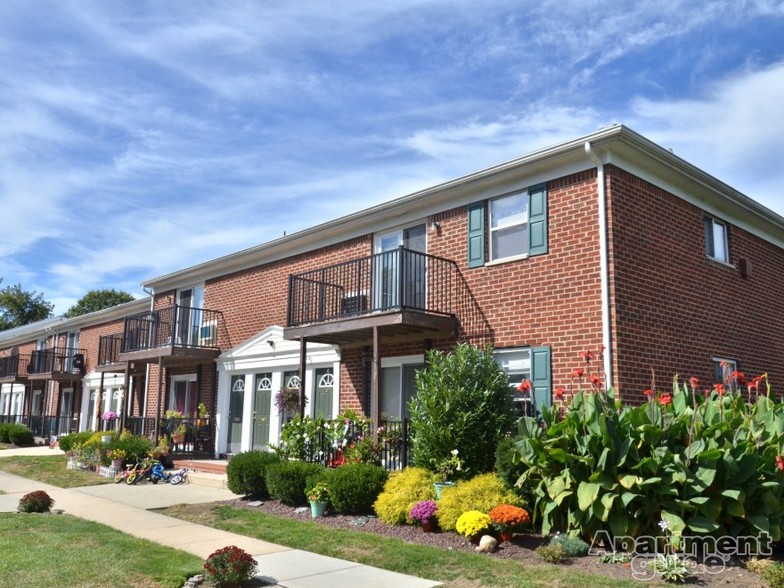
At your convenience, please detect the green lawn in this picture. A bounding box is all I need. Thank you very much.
[0,513,203,588]
[0,455,112,488]
[165,503,643,588]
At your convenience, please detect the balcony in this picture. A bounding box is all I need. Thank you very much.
[0,353,30,383]
[284,246,459,346]
[119,305,222,365]
[27,347,86,381]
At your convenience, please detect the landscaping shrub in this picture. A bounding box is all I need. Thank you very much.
[436,473,523,532]
[110,433,153,462]
[57,431,93,453]
[761,562,784,588]
[0,423,11,443]
[495,436,531,502]
[265,460,325,505]
[373,467,436,525]
[226,451,281,497]
[536,543,566,563]
[411,343,515,479]
[18,490,54,513]
[322,462,388,515]
[513,361,784,544]
[548,534,590,557]
[7,424,34,446]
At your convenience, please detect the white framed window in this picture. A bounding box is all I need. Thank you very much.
[379,355,424,420]
[494,348,532,415]
[704,217,729,263]
[713,357,737,386]
[170,374,198,417]
[490,191,528,261]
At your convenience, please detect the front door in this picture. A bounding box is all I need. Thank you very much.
[227,375,245,453]
[59,389,73,435]
[314,368,334,418]
[252,373,272,450]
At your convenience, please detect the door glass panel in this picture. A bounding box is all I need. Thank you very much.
[380,367,401,419]
[403,225,427,309]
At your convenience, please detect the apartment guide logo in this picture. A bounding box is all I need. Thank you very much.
[589,523,773,581]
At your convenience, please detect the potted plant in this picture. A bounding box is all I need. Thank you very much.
[489,504,530,542]
[106,448,127,470]
[408,500,439,532]
[275,386,307,421]
[164,409,185,443]
[306,481,330,518]
[196,402,209,427]
[101,411,117,441]
[431,449,463,498]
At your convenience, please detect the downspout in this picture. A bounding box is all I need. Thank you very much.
[585,142,613,390]
[142,286,154,420]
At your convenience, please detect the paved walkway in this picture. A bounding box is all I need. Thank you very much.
[0,446,440,588]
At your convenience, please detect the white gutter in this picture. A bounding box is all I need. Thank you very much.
[585,142,613,389]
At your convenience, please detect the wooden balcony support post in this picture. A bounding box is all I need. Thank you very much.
[299,337,307,420]
[372,325,380,442]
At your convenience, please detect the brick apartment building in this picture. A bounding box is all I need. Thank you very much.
[1,124,782,458]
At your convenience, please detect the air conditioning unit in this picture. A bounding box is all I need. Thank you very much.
[341,293,368,315]
[72,353,85,372]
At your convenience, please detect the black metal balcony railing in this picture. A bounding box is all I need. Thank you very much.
[0,354,30,379]
[287,246,457,327]
[121,305,221,354]
[27,347,86,376]
[98,334,123,366]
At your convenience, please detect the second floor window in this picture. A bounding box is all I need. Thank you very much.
[490,192,528,261]
[704,216,729,263]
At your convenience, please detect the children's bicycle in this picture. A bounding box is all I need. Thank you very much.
[114,460,141,484]
[169,468,188,485]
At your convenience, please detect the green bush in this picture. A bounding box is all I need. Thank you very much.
[266,461,325,505]
[111,434,153,463]
[761,562,784,588]
[513,367,784,543]
[495,436,532,503]
[322,463,388,515]
[536,543,566,563]
[549,534,590,556]
[373,467,436,525]
[0,423,11,443]
[7,424,34,446]
[18,490,54,513]
[436,473,523,532]
[411,343,515,479]
[226,451,282,497]
[57,431,94,453]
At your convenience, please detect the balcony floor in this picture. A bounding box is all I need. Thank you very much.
[283,309,458,346]
[118,345,221,366]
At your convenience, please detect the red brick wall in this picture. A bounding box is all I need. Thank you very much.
[606,166,784,402]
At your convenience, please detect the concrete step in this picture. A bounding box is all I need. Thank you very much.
[186,470,228,489]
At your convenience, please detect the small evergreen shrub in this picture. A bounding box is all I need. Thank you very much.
[57,431,93,453]
[18,490,54,513]
[266,461,325,505]
[7,424,34,446]
[111,434,153,462]
[373,467,436,525]
[0,423,11,443]
[761,562,784,588]
[322,463,388,514]
[226,451,282,497]
[436,473,523,532]
[549,534,590,556]
[536,543,566,563]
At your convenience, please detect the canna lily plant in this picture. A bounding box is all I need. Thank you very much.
[513,354,784,547]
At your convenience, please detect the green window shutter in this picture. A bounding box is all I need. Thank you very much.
[531,346,551,410]
[528,184,548,256]
[467,201,485,268]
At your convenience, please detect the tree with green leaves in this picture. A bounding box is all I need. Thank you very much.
[0,279,54,331]
[64,289,136,318]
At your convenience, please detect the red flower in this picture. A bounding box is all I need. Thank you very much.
[688,377,699,389]
[589,374,601,388]
[752,375,764,390]
[581,350,594,363]
[776,455,784,472]
[643,389,654,399]
[731,370,747,387]
[554,387,565,399]
[570,368,585,379]
[517,380,531,393]
[714,383,726,396]
[658,393,672,407]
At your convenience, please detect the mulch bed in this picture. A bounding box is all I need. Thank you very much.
[221,497,768,586]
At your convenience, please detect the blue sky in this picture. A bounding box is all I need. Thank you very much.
[1,1,783,314]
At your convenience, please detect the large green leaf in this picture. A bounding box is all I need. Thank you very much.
[687,515,720,533]
[661,511,686,535]
[618,474,639,489]
[577,481,601,512]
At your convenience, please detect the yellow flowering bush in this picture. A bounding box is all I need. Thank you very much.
[455,510,492,539]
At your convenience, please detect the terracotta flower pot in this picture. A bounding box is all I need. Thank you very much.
[421,519,435,533]
[499,531,514,543]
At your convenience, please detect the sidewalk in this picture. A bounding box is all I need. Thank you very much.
[0,446,440,588]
